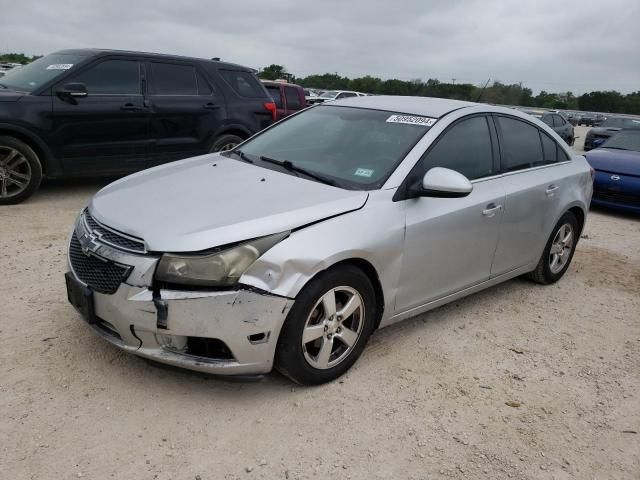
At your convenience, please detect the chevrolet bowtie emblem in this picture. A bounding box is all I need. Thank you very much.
[80,231,101,255]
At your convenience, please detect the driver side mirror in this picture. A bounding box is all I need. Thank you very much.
[56,82,88,99]
[411,167,473,198]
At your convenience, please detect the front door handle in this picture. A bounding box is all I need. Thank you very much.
[202,103,221,110]
[482,203,503,217]
[120,103,144,111]
[546,184,559,196]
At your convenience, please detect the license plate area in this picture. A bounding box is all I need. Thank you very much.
[65,272,97,324]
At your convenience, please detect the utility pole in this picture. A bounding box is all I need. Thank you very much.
[452,78,456,85]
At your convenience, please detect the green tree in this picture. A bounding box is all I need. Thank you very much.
[258,64,288,80]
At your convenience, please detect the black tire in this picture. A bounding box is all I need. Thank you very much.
[276,265,378,385]
[527,212,579,285]
[0,136,42,205]
[209,134,244,153]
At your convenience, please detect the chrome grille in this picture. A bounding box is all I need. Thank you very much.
[69,234,132,294]
[83,210,146,253]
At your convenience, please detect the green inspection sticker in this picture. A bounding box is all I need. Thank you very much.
[354,168,374,177]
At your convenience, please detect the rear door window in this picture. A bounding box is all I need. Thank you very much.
[497,116,544,171]
[71,59,140,95]
[149,63,198,95]
[220,70,266,98]
[540,131,558,163]
[284,86,302,110]
[419,116,494,180]
[265,85,283,108]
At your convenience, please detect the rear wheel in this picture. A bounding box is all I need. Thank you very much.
[276,265,377,385]
[527,212,579,284]
[0,136,42,205]
[209,134,244,153]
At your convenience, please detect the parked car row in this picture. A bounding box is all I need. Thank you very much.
[521,109,575,146]
[0,49,277,204]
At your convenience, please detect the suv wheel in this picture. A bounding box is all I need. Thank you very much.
[209,134,244,153]
[0,136,42,205]
[276,265,377,385]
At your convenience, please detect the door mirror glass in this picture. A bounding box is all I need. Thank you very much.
[419,167,473,198]
[57,82,88,97]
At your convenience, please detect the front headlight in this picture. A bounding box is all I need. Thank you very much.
[155,232,289,287]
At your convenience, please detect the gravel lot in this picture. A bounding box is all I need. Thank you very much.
[1,126,639,479]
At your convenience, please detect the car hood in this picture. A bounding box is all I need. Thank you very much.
[89,155,369,252]
[0,89,26,102]
[585,148,640,177]
[588,127,621,137]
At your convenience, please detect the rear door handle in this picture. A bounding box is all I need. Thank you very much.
[202,103,221,110]
[482,203,503,217]
[120,103,144,111]
[546,184,559,196]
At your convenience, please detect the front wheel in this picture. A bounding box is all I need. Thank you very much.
[276,265,377,385]
[0,136,43,205]
[527,212,579,284]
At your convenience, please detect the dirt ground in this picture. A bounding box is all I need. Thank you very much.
[1,126,639,479]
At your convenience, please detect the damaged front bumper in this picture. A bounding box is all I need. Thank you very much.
[66,220,293,376]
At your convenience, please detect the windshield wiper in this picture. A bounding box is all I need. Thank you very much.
[259,155,338,187]
[0,83,7,89]
[602,146,629,151]
[229,149,253,163]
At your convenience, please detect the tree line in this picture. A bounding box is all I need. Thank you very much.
[258,64,640,115]
[0,53,42,64]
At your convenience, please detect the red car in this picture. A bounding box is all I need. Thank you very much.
[262,81,306,121]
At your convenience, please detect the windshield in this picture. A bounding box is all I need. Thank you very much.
[602,131,640,152]
[236,105,433,189]
[320,90,339,99]
[0,53,89,92]
[601,117,640,128]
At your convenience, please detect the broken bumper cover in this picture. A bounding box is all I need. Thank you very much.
[66,266,293,376]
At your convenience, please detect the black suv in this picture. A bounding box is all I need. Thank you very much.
[0,49,276,204]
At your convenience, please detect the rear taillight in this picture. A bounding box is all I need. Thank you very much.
[263,102,276,121]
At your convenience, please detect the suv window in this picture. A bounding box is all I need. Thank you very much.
[553,115,565,127]
[196,70,212,95]
[541,114,554,127]
[220,70,266,98]
[419,116,494,180]
[149,63,197,95]
[71,59,140,95]
[284,86,302,109]
[497,116,544,171]
[265,85,283,108]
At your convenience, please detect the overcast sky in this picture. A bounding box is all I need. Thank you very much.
[1,0,638,94]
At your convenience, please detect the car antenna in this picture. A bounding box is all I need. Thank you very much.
[475,78,490,103]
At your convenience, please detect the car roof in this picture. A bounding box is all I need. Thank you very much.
[52,48,254,71]
[329,95,478,118]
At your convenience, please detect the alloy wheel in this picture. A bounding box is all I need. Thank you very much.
[549,223,574,274]
[0,146,32,199]
[301,286,365,370]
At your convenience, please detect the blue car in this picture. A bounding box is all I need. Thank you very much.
[584,129,640,214]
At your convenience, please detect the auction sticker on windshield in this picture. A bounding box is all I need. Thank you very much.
[386,114,437,127]
[46,64,74,70]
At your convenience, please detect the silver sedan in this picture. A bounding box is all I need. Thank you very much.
[65,96,593,384]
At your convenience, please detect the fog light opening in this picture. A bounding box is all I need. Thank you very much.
[248,332,270,345]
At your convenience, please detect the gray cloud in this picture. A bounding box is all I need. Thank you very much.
[1,0,638,94]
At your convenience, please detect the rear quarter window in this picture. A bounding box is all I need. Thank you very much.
[284,86,302,110]
[265,85,283,108]
[219,69,267,98]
